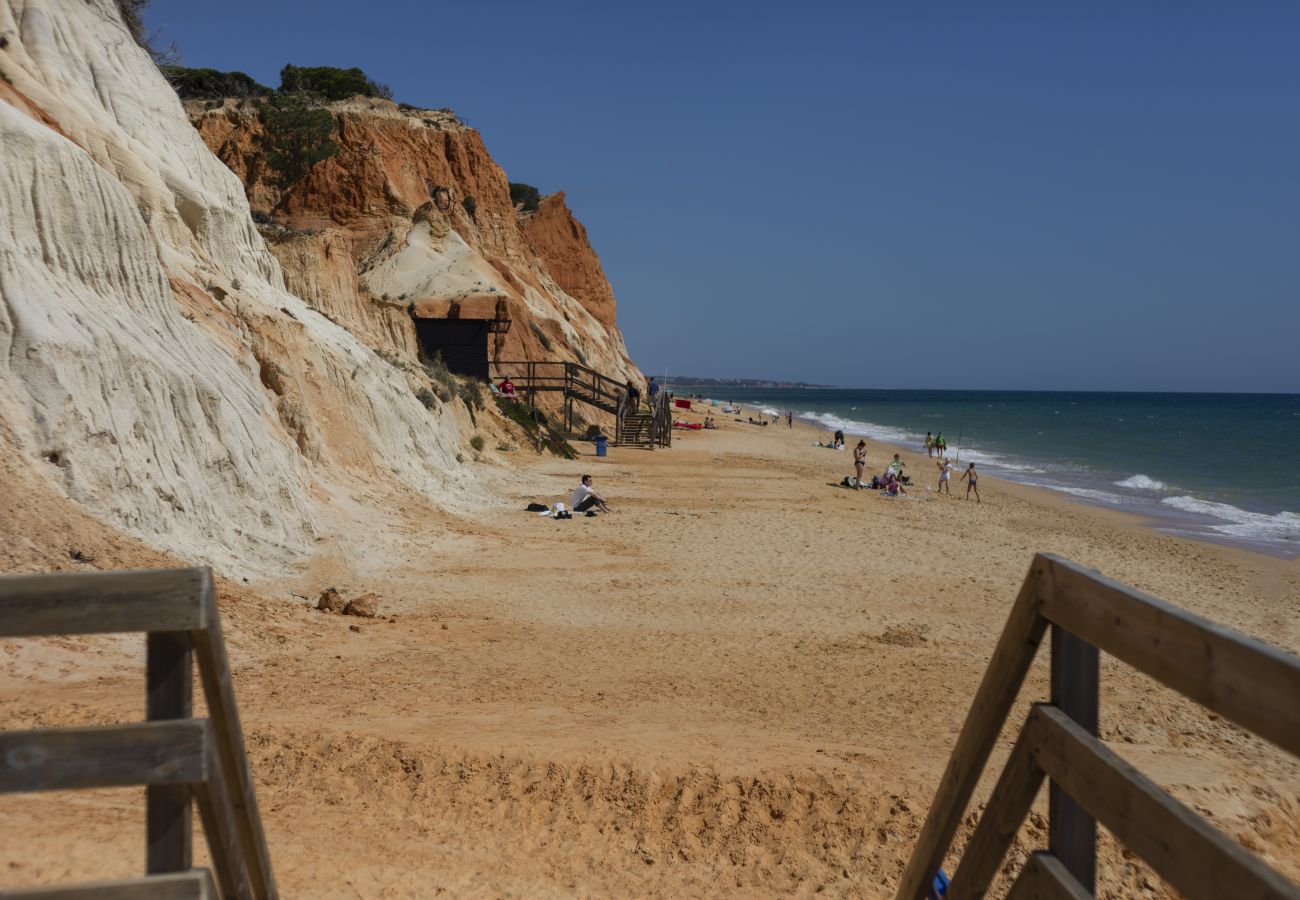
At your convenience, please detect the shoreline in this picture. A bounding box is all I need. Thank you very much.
[683,397,1299,572]
[699,395,1299,561]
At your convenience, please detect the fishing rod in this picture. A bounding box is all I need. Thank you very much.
[955,392,969,465]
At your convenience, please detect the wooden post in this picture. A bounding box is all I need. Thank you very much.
[1049,625,1098,893]
[146,632,193,874]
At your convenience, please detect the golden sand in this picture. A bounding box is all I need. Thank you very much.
[2,407,1297,897]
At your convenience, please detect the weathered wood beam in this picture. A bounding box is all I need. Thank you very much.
[0,720,209,793]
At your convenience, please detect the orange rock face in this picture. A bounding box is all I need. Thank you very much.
[186,97,638,385]
[520,192,618,329]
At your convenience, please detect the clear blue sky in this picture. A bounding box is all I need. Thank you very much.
[145,1,1299,392]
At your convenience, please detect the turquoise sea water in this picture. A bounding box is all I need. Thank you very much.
[689,388,1300,557]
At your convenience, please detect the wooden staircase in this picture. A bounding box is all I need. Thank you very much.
[896,553,1300,899]
[0,568,277,899]
[490,360,671,449]
[617,410,655,447]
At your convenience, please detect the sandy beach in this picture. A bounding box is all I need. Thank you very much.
[2,406,1298,898]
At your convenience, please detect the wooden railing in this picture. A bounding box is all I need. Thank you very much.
[0,569,277,899]
[897,553,1300,900]
[651,391,672,448]
[489,359,627,429]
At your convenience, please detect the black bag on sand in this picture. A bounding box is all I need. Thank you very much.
[526,503,548,512]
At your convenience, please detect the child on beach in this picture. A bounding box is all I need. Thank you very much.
[853,440,867,489]
[961,463,980,503]
[937,457,953,494]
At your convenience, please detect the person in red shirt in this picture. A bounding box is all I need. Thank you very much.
[499,376,516,397]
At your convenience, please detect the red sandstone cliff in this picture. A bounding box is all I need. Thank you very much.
[187,97,636,381]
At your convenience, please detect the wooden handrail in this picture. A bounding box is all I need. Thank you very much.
[897,553,1300,900]
[0,569,277,900]
[0,869,220,899]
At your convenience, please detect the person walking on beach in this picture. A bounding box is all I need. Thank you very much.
[935,432,947,457]
[961,462,980,503]
[786,410,793,429]
[937,457,953,494]
[647,377,660,407]
[625,380,641,410]
[571,474,611,513]
[853,440,867,489]
[925,431,934,457]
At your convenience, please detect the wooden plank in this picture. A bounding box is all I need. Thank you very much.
[0,720,209,793]
[0,568,209,637]
[193,753,254,900]
[0,869,217,899]
[1005,852,1091,900]
[148,632,194,875]
[1041,554,1300,757]
[1047,625,1098,892]
[946,710,1046,900]
[1031,704,1300,900]
[895,555,1051,900]
[191,591,278,900]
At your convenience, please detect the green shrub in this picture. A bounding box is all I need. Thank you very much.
[415,387,436,409]
[422,352,456,403]
[494,398,578,459]
[256,92,339,188]
[469,434,486,452]
[279,64,392,102]
[455,378,485,412]
[509,182,541,213]
[163,66,270,99]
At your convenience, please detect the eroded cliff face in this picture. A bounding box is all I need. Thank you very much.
[187,97,637,380]
[0,0,496,574]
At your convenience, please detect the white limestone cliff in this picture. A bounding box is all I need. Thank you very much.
[0,0,483,574]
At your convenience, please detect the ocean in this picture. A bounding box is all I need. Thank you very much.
[685,388,1300,558]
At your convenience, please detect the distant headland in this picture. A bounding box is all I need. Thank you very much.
[666,376,836,390]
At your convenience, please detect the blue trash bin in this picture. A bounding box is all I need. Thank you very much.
[595,435,608,457]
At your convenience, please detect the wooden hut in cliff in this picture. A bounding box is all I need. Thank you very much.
[409,295,511,381]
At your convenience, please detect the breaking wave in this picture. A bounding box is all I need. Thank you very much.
[1161,496,1300,544]
[1115,474,1168,491]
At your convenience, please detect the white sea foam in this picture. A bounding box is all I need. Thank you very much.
[1115,474,1168,491]
[1019,482,1129,505]
[1161,496,1300,543]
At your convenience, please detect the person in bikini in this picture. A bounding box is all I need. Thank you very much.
[853,440,867,489]
[937,457,953,494]
[960,462,980,503]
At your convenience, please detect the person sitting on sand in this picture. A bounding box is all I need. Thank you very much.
[853,440,867,490]
[882,470,906,495]
[571,474,611,514]
[961,462,980,503]
[925,431,934,457]
[937,457,953,494]
[704,415,717,429]
[834,429,845,449]
[498,375,516,398]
